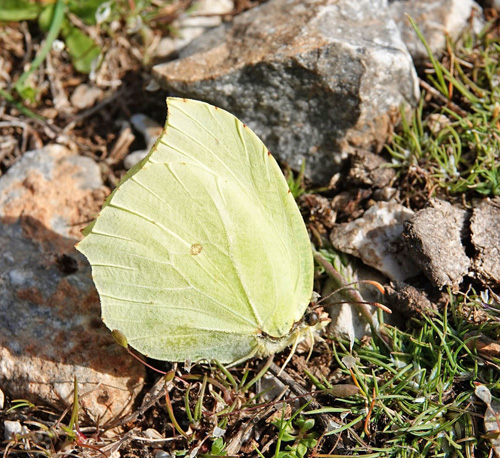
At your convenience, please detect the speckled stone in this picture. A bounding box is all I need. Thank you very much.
[0,145,145,423]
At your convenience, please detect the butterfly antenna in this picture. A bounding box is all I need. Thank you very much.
[316,280,385,307]
[111,329,170,375]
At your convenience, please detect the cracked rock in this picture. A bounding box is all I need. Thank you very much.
[403,199,470,289]
[470,198,500,286]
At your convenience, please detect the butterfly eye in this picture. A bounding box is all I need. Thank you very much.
[305,311,319,326]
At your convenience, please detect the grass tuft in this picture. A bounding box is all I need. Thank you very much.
[387,18,500,199]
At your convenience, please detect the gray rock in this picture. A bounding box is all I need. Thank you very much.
[331,201,419,281]
[153,0,419,184]
[390,0,476,63]
[155,451,174,458]
[403,199,470,289]
[470,198,500,286]
[0,145,145,423]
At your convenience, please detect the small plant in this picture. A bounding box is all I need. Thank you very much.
[273,413,318,458]
[5,399,35,413]
[0,0,101,86]
[299,284,500,457]
[2,378,108,456]
[286,159,307,199]
[204,437,228,457]
[0,0,176,104]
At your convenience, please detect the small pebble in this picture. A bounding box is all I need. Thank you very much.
[212,426,226,438]
[155,451,172,458]
[4,420,28,441]
[130,113,163,149]
[70,84,103,110]
[124,150,148,170]
[124,114,164,169]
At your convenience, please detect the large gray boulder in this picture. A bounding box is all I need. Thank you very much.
[154,0,419,184]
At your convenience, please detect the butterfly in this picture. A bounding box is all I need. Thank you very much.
[76,98,322,364]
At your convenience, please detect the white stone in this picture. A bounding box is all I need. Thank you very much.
[331,201,420,281]
[4,420,28,441]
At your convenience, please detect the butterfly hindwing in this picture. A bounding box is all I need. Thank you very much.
[76,98,313,363]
